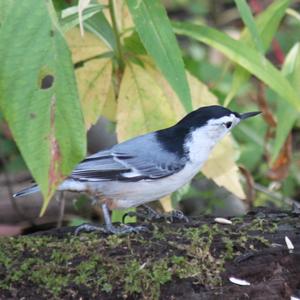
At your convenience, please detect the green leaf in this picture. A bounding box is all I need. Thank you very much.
[234,0,264,54]
[0,0,14,26]
[272,43,300,162]
[52,0,71,12]
[60,3,103,32]
[85,11,117,51]
[173,22,300,111]
[123,31,147,55]
[0,0,86,214]
[249,0,291,50]
[282,43,300,77]
[127,0,192,112]
[225,0,291,105]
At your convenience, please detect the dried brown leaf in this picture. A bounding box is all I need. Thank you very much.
[267,134,292,181]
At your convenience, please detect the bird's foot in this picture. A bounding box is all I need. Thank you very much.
[109,224,149,235]
[75,223,149,235]
[74,223,105,235]
[123,206,189,223]
[123,205,163,223]
[165,209,189,223]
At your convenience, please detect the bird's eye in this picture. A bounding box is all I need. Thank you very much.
[225,122,232,129]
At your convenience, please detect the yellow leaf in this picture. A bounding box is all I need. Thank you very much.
[66,28,108,62]
[102,82,117,122]
[66,29,112,129]
[160,196,173,212]
[116,62,176,141]
[188,73,218,107]
[77,59,112,129]
[119,2,134,35]
[142,56,185,120]
[202,137,245,198]
[97,0,133,35]
[143,56,219,114]
[141,57,245,199]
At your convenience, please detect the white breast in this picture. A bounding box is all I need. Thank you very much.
[94,159,204,209]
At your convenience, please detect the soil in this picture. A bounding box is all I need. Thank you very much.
[0,207,300,300]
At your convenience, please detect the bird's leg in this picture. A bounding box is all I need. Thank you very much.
[74,196,104,234]
[56,192,65,228]
[103,204,149,234]
[75,201,148,235]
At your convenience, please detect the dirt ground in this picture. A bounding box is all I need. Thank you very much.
[0,207,299,299]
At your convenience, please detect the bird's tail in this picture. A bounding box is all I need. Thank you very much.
[13,184,40,198]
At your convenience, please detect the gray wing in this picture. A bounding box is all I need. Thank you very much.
[70,133,186,182]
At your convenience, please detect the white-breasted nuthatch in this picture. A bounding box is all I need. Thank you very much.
[14,105,260,234]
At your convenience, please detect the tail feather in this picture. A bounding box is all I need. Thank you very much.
[13,184,40,198]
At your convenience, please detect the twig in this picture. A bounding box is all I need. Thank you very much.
[0,156,34,224]
[253,182,300,208]
[56,192,65,228]
[109,0,124,70]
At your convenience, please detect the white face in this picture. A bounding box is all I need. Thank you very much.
[204,113,240,141]
[185,113,241,163]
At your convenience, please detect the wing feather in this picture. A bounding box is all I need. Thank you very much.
[70,133,187,182]
[71,151,184,182]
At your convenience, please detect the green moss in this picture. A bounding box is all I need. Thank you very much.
[180,225,225,286]
[221,236,234,260]
[105,234,126,248]
[0,212,292,299]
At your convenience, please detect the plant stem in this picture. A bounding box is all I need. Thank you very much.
[109,0,124,71]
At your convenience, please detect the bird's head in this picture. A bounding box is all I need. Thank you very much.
[198,106,259,140]
[176,105,261,159]
[179,105,260,136]
[156,105,261,160]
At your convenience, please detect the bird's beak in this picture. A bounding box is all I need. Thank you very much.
[239,111,261,120]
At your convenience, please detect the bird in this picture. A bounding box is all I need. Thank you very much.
[14,105,260,234]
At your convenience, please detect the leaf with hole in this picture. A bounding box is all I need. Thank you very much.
[0,1,86,214]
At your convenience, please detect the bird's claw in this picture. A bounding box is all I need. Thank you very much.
[123,206,162,223]
[123,207,189,224]
[74,223,105,235]
[75,223,149,235]
[165,210,189,223]
[115,224,149,234]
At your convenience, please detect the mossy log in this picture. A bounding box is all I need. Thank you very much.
[0,207,300,299]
